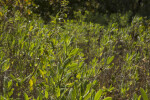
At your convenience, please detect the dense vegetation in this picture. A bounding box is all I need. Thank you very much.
[0,0,150,100]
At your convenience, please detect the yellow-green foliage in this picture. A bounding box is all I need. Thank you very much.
[0,2,150,99]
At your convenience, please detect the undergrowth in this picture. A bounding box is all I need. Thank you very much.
[0,2,150,100]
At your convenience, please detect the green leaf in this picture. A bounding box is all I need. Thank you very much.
[84,93,91,100]
[66,82,74,87]
[8,80,12,88]
[61,88,69,97]
[140,88,148,100]
[69,88,77,100]
[29,79,33,91]
[0,95,4,100]
[29,26,33,31]
[62,58,71,68]
[138,95,141,100]
[107,56,114,64]
[24,93,29,100]
[45,91,48,99]
[56,87,60,97]
[69,48,79,57]
[92,80,97,85]
[108,86,114,92]
[126,53,129,61]
[94,89,102,100]
[37,94,43,100]
[103,97,112,100]
[2,64,10,72]
[133,93,138,100]
[76,73,81,79]
[8,88,14,97]
[84,83,92,96]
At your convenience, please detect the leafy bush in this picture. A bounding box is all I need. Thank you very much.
[0,8,113,100]
[0,2,150,99]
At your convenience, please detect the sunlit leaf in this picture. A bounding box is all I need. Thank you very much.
[0,12,3,16]
[56,87,60,97]
[103,97,112,100]
[45,91,48,99]
[138,95,141,100]
[107,56,114,65]
[94,89,102,100]
[8,80,12,88]
[29,79,33,91]
[100,52,103,57]
[29,26,33,31]
[37,94,43,100]
[84,92,91,100]
[69,48,79,57]
[66,82,74,87]
[39,69,45,78]
[140,88,148,100]
[84,83,92,98]
[2,65,9,72]
[76,73,81,79]
[24,93,29,100]
[133,93,138,100]
[62,58,71,68]
[8,88,14,97]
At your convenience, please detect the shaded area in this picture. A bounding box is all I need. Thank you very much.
[31,0,150,24]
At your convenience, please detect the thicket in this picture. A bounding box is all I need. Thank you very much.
[0,0,150,100]
[31,0,150,23]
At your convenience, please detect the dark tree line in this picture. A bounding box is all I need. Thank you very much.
[31,0,150,22]
[1,0,149,22]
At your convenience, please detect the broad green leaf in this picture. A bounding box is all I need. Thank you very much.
[61,88,69,97]
[69,48,79,57]
[2,65,10,72]
[69,88,76,100]
[8,88,14,97]
[79,96,83,100]
[10,74,16,80]
[103,97,112,100]
[62,58,71,68]
[94,89,102,100]
[76,73,81,79]
[29,26,33,31]
[92,80,97,85]
[56,87,60,97]
[84,93,91,100]
[0,12,3,16]
[8,80,12,88]
[37,94,43,100]
[24,93,29,100]
[66,82,74,87]
[107,56,114,64]
[29,79,33,87]
[29,79,33,91]
[100,52,103,57]
[133,93,138,100]
[138,95,141,100]
[45,91,48,99]
[0,95,4,100]
[79,62,84,68]
[140,88,148,100]
[39,69,45,78]
[108,86,114,92]
[84,83,92,96]
[73,86,77,100]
